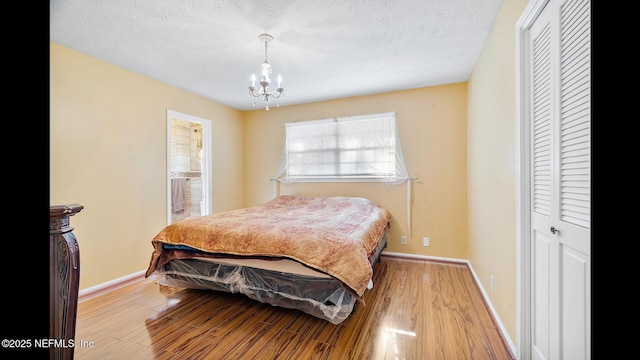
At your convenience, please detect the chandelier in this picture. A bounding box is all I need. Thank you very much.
[248,33,284,110]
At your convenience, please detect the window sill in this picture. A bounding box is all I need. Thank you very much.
[277,176,405,183]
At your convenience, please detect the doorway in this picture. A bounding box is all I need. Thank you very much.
[166,110,212,224]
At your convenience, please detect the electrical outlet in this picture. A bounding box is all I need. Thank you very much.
[423,237,429,246]
[490,275,495,291]
[401,235,407,245]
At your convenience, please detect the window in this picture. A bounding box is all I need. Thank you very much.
[276,112,409,183]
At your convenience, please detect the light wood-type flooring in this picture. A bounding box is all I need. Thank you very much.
[75,256,514,359]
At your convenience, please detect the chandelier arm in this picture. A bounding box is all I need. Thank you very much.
[248,87,264,98]
[270,90,284,99]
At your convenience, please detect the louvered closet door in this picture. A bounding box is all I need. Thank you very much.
[529,0,590,359]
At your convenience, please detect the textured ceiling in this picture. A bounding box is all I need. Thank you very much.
[50,0,503,111]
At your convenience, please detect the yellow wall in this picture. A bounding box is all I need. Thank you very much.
[467,0,529,343]
[242,85,468,258]
[50,42,244,291]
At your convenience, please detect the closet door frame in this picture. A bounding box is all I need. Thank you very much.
[515,0,550,359]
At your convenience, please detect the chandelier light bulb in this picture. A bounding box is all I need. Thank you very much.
[261,62,271,83]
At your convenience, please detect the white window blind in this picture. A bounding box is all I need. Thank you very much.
[276,112,409,183]
[272,112,415,236]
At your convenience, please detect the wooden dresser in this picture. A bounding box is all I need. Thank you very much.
[49,203,83,360]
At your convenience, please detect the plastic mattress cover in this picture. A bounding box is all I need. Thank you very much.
[155,258,357,324]
[153,233,387,324]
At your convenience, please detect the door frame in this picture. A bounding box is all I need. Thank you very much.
[166,109,212,225]
[515,0,548,359]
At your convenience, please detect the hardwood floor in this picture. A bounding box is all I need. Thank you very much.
[75,256,514,359]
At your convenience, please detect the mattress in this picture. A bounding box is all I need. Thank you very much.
[153,232,387,324]
[146,195,391,324]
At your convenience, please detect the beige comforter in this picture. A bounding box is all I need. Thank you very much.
[146,195,391,297]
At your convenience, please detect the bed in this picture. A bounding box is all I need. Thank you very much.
[145,194,391,324]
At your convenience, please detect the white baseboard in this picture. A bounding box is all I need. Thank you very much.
[466,262,516,355]
[78,270,147,302]
[381,251,469,265]
[380,251,516,356]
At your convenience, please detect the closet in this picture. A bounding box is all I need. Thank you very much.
[518,0,590,359]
